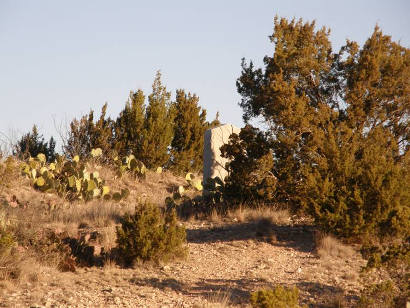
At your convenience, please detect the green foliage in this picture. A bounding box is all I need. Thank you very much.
[357,280,407,308]
[20,152,125,202]
[233,16,409,241]
[64,103,114,160]
[250,286,305,308]
[221,125,277,204]
[360,241,409,305]
[0,227,15,256]
[139,71,175,168]
[116,203,187,266]
[114,90,146,157]
[203,176,225,205]
[170,89,207,173]
[15,125,56,162]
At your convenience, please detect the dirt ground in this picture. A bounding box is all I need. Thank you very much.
[0,218,369,308]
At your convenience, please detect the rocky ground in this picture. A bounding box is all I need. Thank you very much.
[1,218,368,308]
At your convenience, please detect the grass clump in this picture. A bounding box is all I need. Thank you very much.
[0,157,18,193]
[116,202,187,266]
[250,286,306,308]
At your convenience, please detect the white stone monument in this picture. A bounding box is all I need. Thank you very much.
[203,124,241,185]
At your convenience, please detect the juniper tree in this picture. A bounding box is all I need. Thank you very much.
[140,71,175,168]
[170,89,207,173]
[115,90,146,157]
[230,17,409,240]
[64,103,114,159]
[15,125,56,162]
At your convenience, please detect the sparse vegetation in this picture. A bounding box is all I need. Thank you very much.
[314,233,355,260]
[0,13,407,308]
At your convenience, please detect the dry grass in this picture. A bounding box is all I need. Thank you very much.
[103,167,188,206]
[99,225,117,250]
[325,291,347,308]
[48,200,129,227]
[194,290,232,308]
[0,249,44,287]
[227,205,291,225]
[209,208,222,223]
[315,233,355,259]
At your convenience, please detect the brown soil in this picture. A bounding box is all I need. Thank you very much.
[0,166,373,307]
[0,218,367,308]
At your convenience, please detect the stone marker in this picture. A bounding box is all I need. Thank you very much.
[203,124,240,185]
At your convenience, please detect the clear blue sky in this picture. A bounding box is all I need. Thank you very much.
[1,0,409,149]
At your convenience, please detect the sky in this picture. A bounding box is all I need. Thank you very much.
[0,0,409,150]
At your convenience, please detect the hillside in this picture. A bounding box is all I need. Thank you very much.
[0,159,394,308]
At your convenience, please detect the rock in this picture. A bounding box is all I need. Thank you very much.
[203,124,240,185]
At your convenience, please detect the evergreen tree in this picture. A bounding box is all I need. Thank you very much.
[15,125,56,162]
[91,103,115,155]
[170,89,207,173]
[64,103,114,159]
[229,17,409,241]
[115,90,146,157]
[140,71,175,168]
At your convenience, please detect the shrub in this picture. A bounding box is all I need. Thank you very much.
[360,241,409,306]
[357,280,407,308]
[250,286,306,308]
[0,227,15,256]
[116,203,187,266]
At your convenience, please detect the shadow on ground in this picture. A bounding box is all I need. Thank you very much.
[129,276,357,307]
[186,222,316,253]
[297,281,360,307]
[129,277,267,305]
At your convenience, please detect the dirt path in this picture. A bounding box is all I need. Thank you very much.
[1,220,366,307]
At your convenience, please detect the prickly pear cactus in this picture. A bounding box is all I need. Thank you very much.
[117,155,147,179]
[21,152,126,202]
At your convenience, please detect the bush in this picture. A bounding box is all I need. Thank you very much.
[0,227,15,256]
[250,286,305,308]
[116,203,187,266]
[357,280,407,308]
[360,241,409,306]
